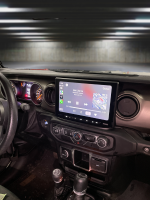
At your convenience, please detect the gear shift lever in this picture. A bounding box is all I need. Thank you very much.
[52,169,64,198]
[73,173,88,197]
[67,173,88,200]
[52,168,64,188]
[67,173,95,200]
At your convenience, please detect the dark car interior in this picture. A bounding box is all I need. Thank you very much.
[1,1,150,200]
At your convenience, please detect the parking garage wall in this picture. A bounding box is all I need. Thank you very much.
[0,40,150,63]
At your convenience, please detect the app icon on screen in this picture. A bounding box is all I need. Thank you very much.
[60,99,63,104]
[60,95,63,99]
[60,90,63,94]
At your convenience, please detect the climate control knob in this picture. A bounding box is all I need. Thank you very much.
[72,132,82,141]
[97,137,109,148]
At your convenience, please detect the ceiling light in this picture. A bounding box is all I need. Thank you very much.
[0,7,41,12]
[103,36,133,39]
[0,20,34,23]
[101,36,131,39]
[114,27,150,30]
[113,19,150,23]
[0,27,45,30]
[25,40,53,42]
[133,19,150,23]
[0,7,9,12]
[7,32,51,35]
[18,36,51,39]
[115,32,139,35]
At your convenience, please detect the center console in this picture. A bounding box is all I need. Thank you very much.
[37,77,137,194]
[53,124,112,174]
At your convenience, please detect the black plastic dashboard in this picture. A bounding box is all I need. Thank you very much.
[0,68,150,132]
[1,68,150,190]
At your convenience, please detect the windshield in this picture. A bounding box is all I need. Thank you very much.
[0,2,150,75]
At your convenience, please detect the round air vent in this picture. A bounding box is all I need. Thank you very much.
[116,91,140,120]
[44,84,55,106]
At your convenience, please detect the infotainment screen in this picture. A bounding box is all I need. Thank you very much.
[55,78,119,128]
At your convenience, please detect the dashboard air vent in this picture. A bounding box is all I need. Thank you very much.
[44,84,55,106]
[116,91,140,120]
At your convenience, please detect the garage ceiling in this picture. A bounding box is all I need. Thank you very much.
[1,1,150,41]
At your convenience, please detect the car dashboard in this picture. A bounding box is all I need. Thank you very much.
[1,70,150,132]
[1,68,150,190]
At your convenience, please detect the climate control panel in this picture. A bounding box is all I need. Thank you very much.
[52,124,114,151]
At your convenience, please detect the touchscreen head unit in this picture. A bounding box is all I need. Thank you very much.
[55,78,118,128]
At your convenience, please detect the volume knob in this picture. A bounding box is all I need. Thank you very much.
[97,137,108,148]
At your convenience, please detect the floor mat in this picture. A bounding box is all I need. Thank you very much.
[116,180,150,200]
[7,147,60,200]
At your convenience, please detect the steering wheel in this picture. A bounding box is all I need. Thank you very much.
[0,73,18,155]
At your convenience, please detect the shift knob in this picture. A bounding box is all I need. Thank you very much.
[52,169,63,186]
[73,173,88,196]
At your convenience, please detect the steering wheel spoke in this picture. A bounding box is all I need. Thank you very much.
[0,125,4,142]
[0,73,18,155]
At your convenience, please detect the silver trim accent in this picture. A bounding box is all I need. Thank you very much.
[54,177,63,184]
[73,188,87,196]
[116,91,141,120]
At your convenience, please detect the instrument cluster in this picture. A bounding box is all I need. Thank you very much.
[1,80,44,106]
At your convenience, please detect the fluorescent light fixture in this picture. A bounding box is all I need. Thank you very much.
[0,7,41,12]
[0,27,45,30]
[18,36,51,39]
[115,32,139,35]
[134,19,150,23]
[114,27,150,30]
[7,32,51,35]
[130,8,150,12]
[0,7,10,12]
[97,32,140,35]
[101,36,132,39]
[0,20,34,23]
[25,40,53,42]
[111,19,150,23]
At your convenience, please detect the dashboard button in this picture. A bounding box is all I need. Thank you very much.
[53,126,60,134]
[64,129,72,137]
[95,121,101,125]
[84,134,95,142]
[91,157,106,173]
